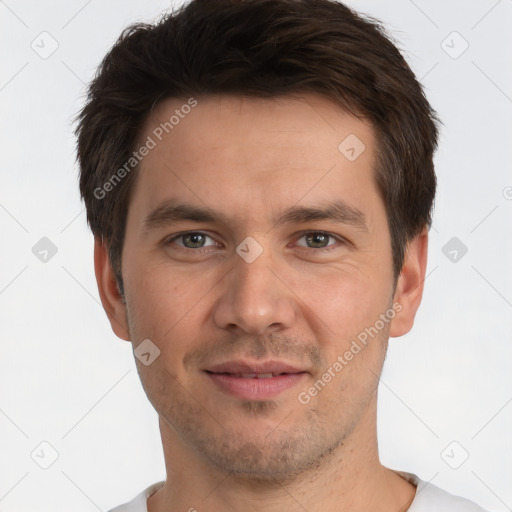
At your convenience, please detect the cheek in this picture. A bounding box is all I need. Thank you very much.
[123,258,191,341]
[295,265,389,340]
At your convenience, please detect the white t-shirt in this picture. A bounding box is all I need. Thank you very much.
[108,472,490,512]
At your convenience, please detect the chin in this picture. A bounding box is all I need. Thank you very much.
[188,423,344,484]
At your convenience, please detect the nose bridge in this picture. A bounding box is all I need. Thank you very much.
[213,237,295,334]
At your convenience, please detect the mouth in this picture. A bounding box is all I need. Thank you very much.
[204,361,308,400]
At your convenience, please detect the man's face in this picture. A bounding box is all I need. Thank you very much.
[114,93,403,479]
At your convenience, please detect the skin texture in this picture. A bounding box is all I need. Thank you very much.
[95,93,428,511]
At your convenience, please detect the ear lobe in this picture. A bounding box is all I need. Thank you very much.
[390,228,429,338]
[94,237,131,341]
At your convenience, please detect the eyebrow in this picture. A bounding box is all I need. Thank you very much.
[143,199,367,232]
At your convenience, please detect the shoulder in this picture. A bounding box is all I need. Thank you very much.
[107,481,165,512]
[398,472,491,512]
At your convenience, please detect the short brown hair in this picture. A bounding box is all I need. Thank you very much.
[76,0,439,295]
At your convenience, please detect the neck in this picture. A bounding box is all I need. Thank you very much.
[147,401,416,512]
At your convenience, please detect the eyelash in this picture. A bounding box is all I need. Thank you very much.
[164,230,346,254]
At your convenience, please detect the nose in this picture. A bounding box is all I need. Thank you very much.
[212,242,297,335]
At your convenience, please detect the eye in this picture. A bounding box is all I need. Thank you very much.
[166,231,218,249]
[164,230,345,253]
[295,231,342,250]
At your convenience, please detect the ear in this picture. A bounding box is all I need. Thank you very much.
[390,227,429,338]
[94,237,131,341]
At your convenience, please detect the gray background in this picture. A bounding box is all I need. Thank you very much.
[1,0,511,510]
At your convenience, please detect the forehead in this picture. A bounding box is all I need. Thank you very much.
[130,93,380,227]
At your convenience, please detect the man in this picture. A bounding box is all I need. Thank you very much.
[75,0,490,510]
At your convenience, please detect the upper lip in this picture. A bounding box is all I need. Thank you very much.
[205,360,306,375]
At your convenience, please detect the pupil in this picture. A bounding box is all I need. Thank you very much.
[186,233,204,248]
[307,233,328,248]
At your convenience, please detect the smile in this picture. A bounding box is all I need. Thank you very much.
[204,362,308,400]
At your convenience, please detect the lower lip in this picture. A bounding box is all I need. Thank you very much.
[206,372,306,400]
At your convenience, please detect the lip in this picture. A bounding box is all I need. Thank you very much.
[204,360,308,400]
[206,360,305,375]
